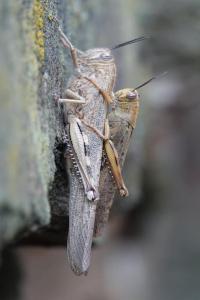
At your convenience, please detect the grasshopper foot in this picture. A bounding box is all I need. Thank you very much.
[119,187,129,197]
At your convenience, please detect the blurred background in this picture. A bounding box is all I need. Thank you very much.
[1,0,200,299]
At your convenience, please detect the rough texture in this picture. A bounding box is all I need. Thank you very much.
[0,0,100,248]
[0,0,52,247]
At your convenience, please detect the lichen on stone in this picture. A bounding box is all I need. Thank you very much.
[32,0,45,63]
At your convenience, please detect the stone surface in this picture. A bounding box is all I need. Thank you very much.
[0,0,99,247]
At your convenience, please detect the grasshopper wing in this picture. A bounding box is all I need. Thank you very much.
[67,174,96,275]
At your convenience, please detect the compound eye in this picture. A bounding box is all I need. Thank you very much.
[127,91,137,99]
[100,53,112,60]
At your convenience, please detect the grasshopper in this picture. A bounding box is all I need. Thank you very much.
[53,17,146,274]
[94,77,161,237]
[94,88,140,237]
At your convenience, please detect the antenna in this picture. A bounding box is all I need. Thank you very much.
[133,72,168,90]
[111,36,149,50]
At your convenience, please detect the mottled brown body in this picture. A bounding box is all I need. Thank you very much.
[94,89,139,237]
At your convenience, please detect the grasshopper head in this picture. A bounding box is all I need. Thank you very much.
[116,74,165,103]
[115,88,140,128]
[79,48,114,65]
[115,89,139,103]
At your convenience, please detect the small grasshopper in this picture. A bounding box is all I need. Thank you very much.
[94,88,140,236]
[53,17,146,274]
[94,77,161,237]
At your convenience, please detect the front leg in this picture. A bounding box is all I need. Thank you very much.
[58,89,86,105]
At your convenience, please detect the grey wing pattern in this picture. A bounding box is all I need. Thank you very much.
[67,173,96,275]
[66,102,106,274]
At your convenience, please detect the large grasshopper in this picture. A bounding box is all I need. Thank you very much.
[54,18,145,274]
